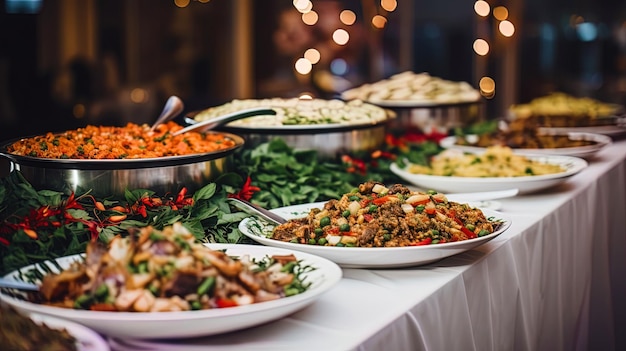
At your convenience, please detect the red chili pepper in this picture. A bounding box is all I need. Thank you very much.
[461,226,477,239]
[227,176,261,202]
[216,298,238,308]
[0,236,10,246]
[372,195,393,206]
[363,214,374,222]
[411,237,432,246]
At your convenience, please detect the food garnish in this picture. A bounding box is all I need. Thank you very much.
[31,223,313,311]
[270,181,501,247]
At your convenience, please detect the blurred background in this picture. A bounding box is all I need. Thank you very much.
[1,0,626,142]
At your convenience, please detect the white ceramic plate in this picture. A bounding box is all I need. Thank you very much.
[0,244,342,340]
[239,203,511,268]
[439,132,612,158]
[28,313,110,351]
[537,125,626,138]
[389,155,588,194]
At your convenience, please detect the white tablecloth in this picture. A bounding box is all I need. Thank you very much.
[110,139,626,351]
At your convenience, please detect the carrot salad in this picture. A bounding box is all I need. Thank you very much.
[7,122,237,159]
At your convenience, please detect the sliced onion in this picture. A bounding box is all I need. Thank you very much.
[405,194,430,205]
[348,201,361,215]
[371,184,388,194]
[401,203,415,214]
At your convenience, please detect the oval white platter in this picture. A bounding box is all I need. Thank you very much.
[0,244,342,340]
[389,154,588,194]
[439,132,612,159]
[239,202,511,269]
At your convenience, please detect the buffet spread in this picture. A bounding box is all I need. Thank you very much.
[1,72,625,351]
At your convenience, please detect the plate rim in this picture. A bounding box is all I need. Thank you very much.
[439,132,612,157]
[389,154,588,184]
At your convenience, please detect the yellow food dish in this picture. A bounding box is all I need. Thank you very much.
[408,146,565,177]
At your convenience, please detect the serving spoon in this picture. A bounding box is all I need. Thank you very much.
[173,107,276,136]
[150,95,185,131]
[227,198,287,225]
[0,277,39,292]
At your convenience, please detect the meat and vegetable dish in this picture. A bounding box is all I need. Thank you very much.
[7,121,237,159]
[271,181,501,247]
[0,306,77,351]
[31,223,313,311]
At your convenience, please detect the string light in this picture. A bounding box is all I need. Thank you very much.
[473,39,490,56]
[332,29,350,45]
[174,0,190,8]
[479,77,495,98]
[474,1,490,17]
[340,10,356,25]
[381,0,397,12]
[302,11,318,25]
[372,15,387,29]
[304,48,321,64]
[295,58,313,75]
[499,20,515,37]
[493,6,508,21]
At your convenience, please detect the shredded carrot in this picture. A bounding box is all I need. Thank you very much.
[8,122,237,159]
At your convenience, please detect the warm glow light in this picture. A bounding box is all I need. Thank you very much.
[294,0,313,13]
[371,15,387,29]
[130,88,148,103]
[493,6,508,21]
[499,20,515,37]
[474,1,490,17]
[340,10,356,25]
[198,0,210,3]
[73,104,85,118]
[473,39,489,56]
[479,76,495,98]
[299,93,314,99]
[174,0,190,8]
[381,0,397,12]
[304,48,321,64]
[332,29,350,45]
[302,11,318,25]
[295,58,313,75]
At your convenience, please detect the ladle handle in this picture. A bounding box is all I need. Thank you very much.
[173,107,276,136]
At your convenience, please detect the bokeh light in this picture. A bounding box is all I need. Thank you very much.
[293,0,313,14]
[340,10,356,25]
[493,6,508,21]
[332,29,350,45]
[372,15,387,29]
[381,0,397,12]
[330,58,348,75]
[130,88,148,103]
[302,10,318,25]
[473,39,489,56]
[474,1,490,17]
[295,58,313,75]
[479,76,495,98]
[499,20,515,37]
[174,0,190,8]
[304,48,321,64]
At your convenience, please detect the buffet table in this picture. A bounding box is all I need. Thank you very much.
[108,139,626,351]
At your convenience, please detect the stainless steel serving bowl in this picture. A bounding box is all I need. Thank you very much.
[0,131,244,197]
[380,101,485,134]
[213,121,389,159]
